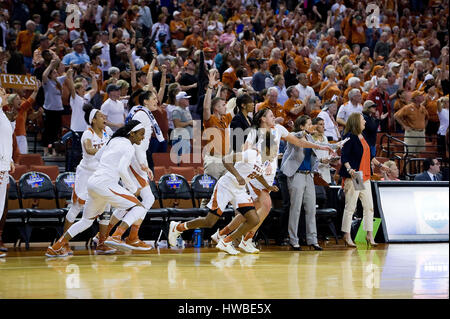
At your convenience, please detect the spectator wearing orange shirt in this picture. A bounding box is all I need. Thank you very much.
[183,24,203,50]
[294,47,310,74]
[283,86,304,130]
[257,87,286,126]
[307,60,322,94]
[319,66,342,102]
[16,20,37,72]
[351,14,366,46]
[6,87,41,154]
[202,75,233,207]
[221,58,240,90]
[268,47,286,72]
[170,11,187,48]
[423,80,440,137]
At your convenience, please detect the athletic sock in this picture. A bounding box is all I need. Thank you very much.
[53,236,68,250]
[176,222,187,232]
[244,231,255,241]
[111,224,128,238]
[223,236,232,243]
[219,226,231,236]
[128,224,140,241]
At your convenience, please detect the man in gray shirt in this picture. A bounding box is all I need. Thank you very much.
[171,91,193,156]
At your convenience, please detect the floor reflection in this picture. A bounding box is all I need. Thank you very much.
[0,244,447,299]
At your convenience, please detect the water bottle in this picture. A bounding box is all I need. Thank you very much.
[193,229,202,248]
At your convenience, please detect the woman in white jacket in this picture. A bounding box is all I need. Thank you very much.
[0,95,15,258]
[46,120,146,257]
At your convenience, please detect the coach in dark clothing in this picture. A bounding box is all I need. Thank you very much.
[414,158,443,181]
[362,100,382,158]
[230,94,254,152]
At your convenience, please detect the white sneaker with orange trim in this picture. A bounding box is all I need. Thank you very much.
[104,235,131,251]
[0,251,6,258]
[94,243,117,255]
[124,237,152,251]
[211,229,225,244]
[45,246,69,258]
[216,238,240,255]
[169,221,182,247]
[238,237,260,254]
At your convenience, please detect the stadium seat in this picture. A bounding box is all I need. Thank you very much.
[190,174,217,207]
[10,164,28,181]
[55,172,76,213]
[18,172,65,248]
[158,174,206,222]
[153,166,167,182]
[29,165,60,181]
[141,180,170,245]
[17,153,44,168]
[168,166,198,182]
[5,176,28,247]
[153,153,175,167]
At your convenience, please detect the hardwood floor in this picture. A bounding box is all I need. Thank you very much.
[0,242,448,299]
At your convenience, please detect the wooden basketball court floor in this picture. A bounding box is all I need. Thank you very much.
[0,242,448,299]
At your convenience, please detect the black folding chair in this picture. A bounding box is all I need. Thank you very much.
[55,172,76,214]
[141,180,169,245]
[158,173,208,221]
[5,176,28,247]
[19,172,65,248]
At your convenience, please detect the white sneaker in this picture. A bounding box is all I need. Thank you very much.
[168,221,182,247]
[92,232,100,245]
[211,228,225,244]
[216,238,240,255]
[238,237,260,254]
[0,252,6,258]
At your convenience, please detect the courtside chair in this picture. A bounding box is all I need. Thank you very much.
[142,180,170,245]
[55,172,76,214]
[190,174,217,207]
[18,172,65,248]
[5,176,28,247]
[158,173,206,223]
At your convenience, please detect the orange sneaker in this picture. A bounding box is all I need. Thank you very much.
[104,235,131,251]
[95,243,117,255]
[124,237,152,251]
[45,246,69,258]
[64,242,73,255]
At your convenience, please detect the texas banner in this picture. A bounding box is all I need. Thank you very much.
[0,74,39,90]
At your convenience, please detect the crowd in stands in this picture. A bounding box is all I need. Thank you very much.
[0,0,449,180]
[0,0,449,254]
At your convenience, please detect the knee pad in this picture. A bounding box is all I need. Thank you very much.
[122,206,146,227]
[67,217,94,238]
[65,202,83,223]
[139,186,155,210]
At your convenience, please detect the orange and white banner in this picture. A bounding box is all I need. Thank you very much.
[0,74,39,90]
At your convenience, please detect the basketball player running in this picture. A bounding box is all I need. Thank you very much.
[99,90,164,251]
[211,108,335,253]
[63,103,116,255]
[45,120,146,257]
[168,131,279,255]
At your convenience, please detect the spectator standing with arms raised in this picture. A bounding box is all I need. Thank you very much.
[42,58,66,157]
